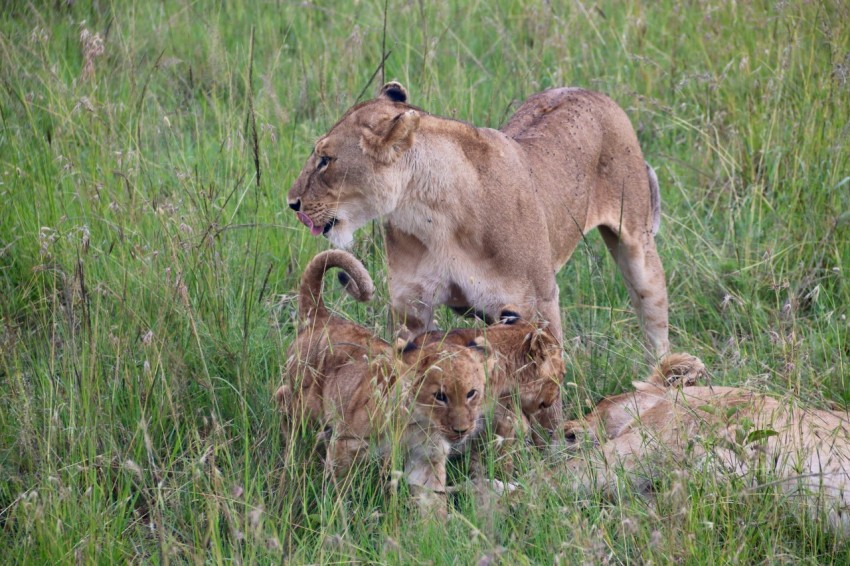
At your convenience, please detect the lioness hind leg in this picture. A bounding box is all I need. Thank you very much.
[598,227,670,357]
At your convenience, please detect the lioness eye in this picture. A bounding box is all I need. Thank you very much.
[317,155,330,169]
[466,389,478,400]
[434,391,448,404]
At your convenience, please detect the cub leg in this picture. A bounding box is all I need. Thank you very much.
[598,227,670,357]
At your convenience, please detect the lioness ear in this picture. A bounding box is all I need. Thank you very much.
[378,81,409,103]
[360,109,420,165]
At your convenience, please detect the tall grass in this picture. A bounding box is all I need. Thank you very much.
[1,0,848,562]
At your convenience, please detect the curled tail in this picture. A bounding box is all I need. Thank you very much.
[299,250,375,321]
[645,162,661,236]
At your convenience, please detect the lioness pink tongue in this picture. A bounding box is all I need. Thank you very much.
[296,211,327,236]
[296,211,313,229]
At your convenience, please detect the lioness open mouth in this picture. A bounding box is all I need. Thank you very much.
[322,218,338,235]
[295,212,338,237]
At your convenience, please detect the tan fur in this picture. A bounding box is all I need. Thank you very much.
[416,315,566,479]
[563,353,850,530]
[287,81,669,356]
[277,250,489,511]
[412,314,565,440]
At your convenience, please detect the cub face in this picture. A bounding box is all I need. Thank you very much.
[286,82,419,248]
[405,342,489,446]
[517,329,565,419]
[520,368,563,418]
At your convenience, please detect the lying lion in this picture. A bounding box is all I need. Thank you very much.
[277,250,491,510]
[563,354,850,530]
[287,81,669,356]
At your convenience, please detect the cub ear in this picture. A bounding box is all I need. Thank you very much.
[378,80,409,103]
[525,330,546,355]
[360,109,420,165]
[468,336,498,374]
[467,335,491,356]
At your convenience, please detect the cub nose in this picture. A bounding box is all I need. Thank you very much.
[452,426,469,435]
[289,199,301,211]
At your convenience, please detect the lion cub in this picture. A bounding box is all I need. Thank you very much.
[276,250,490,506]
[412,311,565,452]
[564,354,850,530]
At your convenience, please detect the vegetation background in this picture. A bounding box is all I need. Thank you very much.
[1,0,848,562]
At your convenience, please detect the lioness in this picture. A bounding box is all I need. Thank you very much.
[277,250,490,509]
[287,81,668,356]
[563,354,850,530]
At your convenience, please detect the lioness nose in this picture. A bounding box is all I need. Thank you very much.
[289,199,301,211]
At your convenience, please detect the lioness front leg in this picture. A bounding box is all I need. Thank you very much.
[390,291,437,339]
[388,272,445,339]
[535,294,564,344]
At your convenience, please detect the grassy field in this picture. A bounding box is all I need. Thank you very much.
[1,0,849,563]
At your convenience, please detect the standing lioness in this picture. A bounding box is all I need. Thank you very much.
[287,82,668,355]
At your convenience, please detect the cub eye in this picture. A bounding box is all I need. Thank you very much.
[466,389,478,400]
[539,400,551,410]
[317,155,330,170]
[434,391,448,404]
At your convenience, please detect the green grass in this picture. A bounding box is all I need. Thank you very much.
[1,0,848,562]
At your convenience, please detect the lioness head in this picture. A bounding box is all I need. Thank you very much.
[287,81,420,248]
[403,339,490,445]
[562,352,706,448]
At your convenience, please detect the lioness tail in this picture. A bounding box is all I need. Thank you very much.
[299,250,375,321]
[645,162,661,236]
